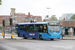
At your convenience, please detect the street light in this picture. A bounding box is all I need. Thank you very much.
[46,7,51,18]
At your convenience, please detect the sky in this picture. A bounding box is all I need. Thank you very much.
[0,0,75,20]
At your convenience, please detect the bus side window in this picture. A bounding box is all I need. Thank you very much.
[22,25,26,31]
[38,25,43,32]
[28,25,34,32]
[19,25,23,30]
[19,25,21,30]
[38,24,47,33]
[34,25,39,32]
[43,24,47,32]
[26,25,28,32]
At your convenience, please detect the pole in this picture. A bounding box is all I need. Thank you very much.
[62,34,63,39]
[48,9,49,17]
[3,26,5,38]
[10,18,13,39]
[46,7,51,18]
[2,20,5,38]
[11,24,13,39]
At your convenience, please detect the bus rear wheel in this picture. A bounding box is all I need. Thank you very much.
[39,35,43,40]
[18,33,19,37]
[32,38,36,39]
[23,35,27,39]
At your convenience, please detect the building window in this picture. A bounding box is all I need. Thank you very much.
[3,17,5,19]
[19,16,20,18]
[21,16,22,18]
[5,20,9,22]
[66,14,68,16]
[23,16,24,18]
[35,17,37,20]
[30,16,32,20]
[5,17,9,19]
[70,14,73,16]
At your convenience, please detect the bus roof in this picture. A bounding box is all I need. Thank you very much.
[18,22,48,25]
[18,22,59,25]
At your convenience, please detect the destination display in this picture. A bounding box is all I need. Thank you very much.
[48,23,58,25]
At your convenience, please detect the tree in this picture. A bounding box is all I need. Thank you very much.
[45,19,49,21]
[71,14,75,19]
[50,15,57,20]
[0,0,2,5]
[0,26,2,29]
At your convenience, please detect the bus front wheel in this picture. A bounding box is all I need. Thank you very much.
[39,35,43,40]
[50,39,54,40]
[23,35,27,39]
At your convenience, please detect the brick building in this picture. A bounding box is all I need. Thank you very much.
[0,15,10,25]
[15,12,42,22]
[0,12,42,25]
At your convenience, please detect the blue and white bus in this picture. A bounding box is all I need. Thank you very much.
[16,22,61,40]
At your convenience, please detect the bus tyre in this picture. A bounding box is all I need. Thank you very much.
[39,35,43,40]
[32,38,36,39]
[51,39,54,40]
[18,33,19,37]
[23,35,27,39]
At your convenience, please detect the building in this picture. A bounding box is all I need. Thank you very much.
[0,12,42,25]
[0,15,10,25]
[59,13,73,20]
[15,12,42,22]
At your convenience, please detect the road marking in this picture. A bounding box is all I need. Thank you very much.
[53,45,73,49]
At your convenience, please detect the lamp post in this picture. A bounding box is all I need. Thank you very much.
[2,16,5,38]
[46,7,51,18]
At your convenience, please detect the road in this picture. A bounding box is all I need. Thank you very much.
[0,39,75,50]
[0,33,75,50]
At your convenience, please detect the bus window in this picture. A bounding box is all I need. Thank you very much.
[48,23,60,32]
[19,25,23,30]
[19,24,48,33]
[34,25,39,32]
[38,24,47,33]
[28,25,34,32]
[22,25,27,31]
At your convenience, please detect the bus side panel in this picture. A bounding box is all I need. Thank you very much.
[17,25,25,37]
[18,30,24,37]
[40,33,50,39]
[18,30,29,37]
[40,33,61,39]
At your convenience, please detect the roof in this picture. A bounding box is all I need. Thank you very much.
[18,22,59,25]
[18,22,48,25]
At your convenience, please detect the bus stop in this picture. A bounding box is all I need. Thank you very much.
[62,21,75,37]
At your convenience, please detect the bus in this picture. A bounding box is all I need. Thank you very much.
[16,22,61,40]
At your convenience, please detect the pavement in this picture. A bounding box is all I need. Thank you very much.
[61,36,75,40]
[0,33,75,40]
[0,33,23,40]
